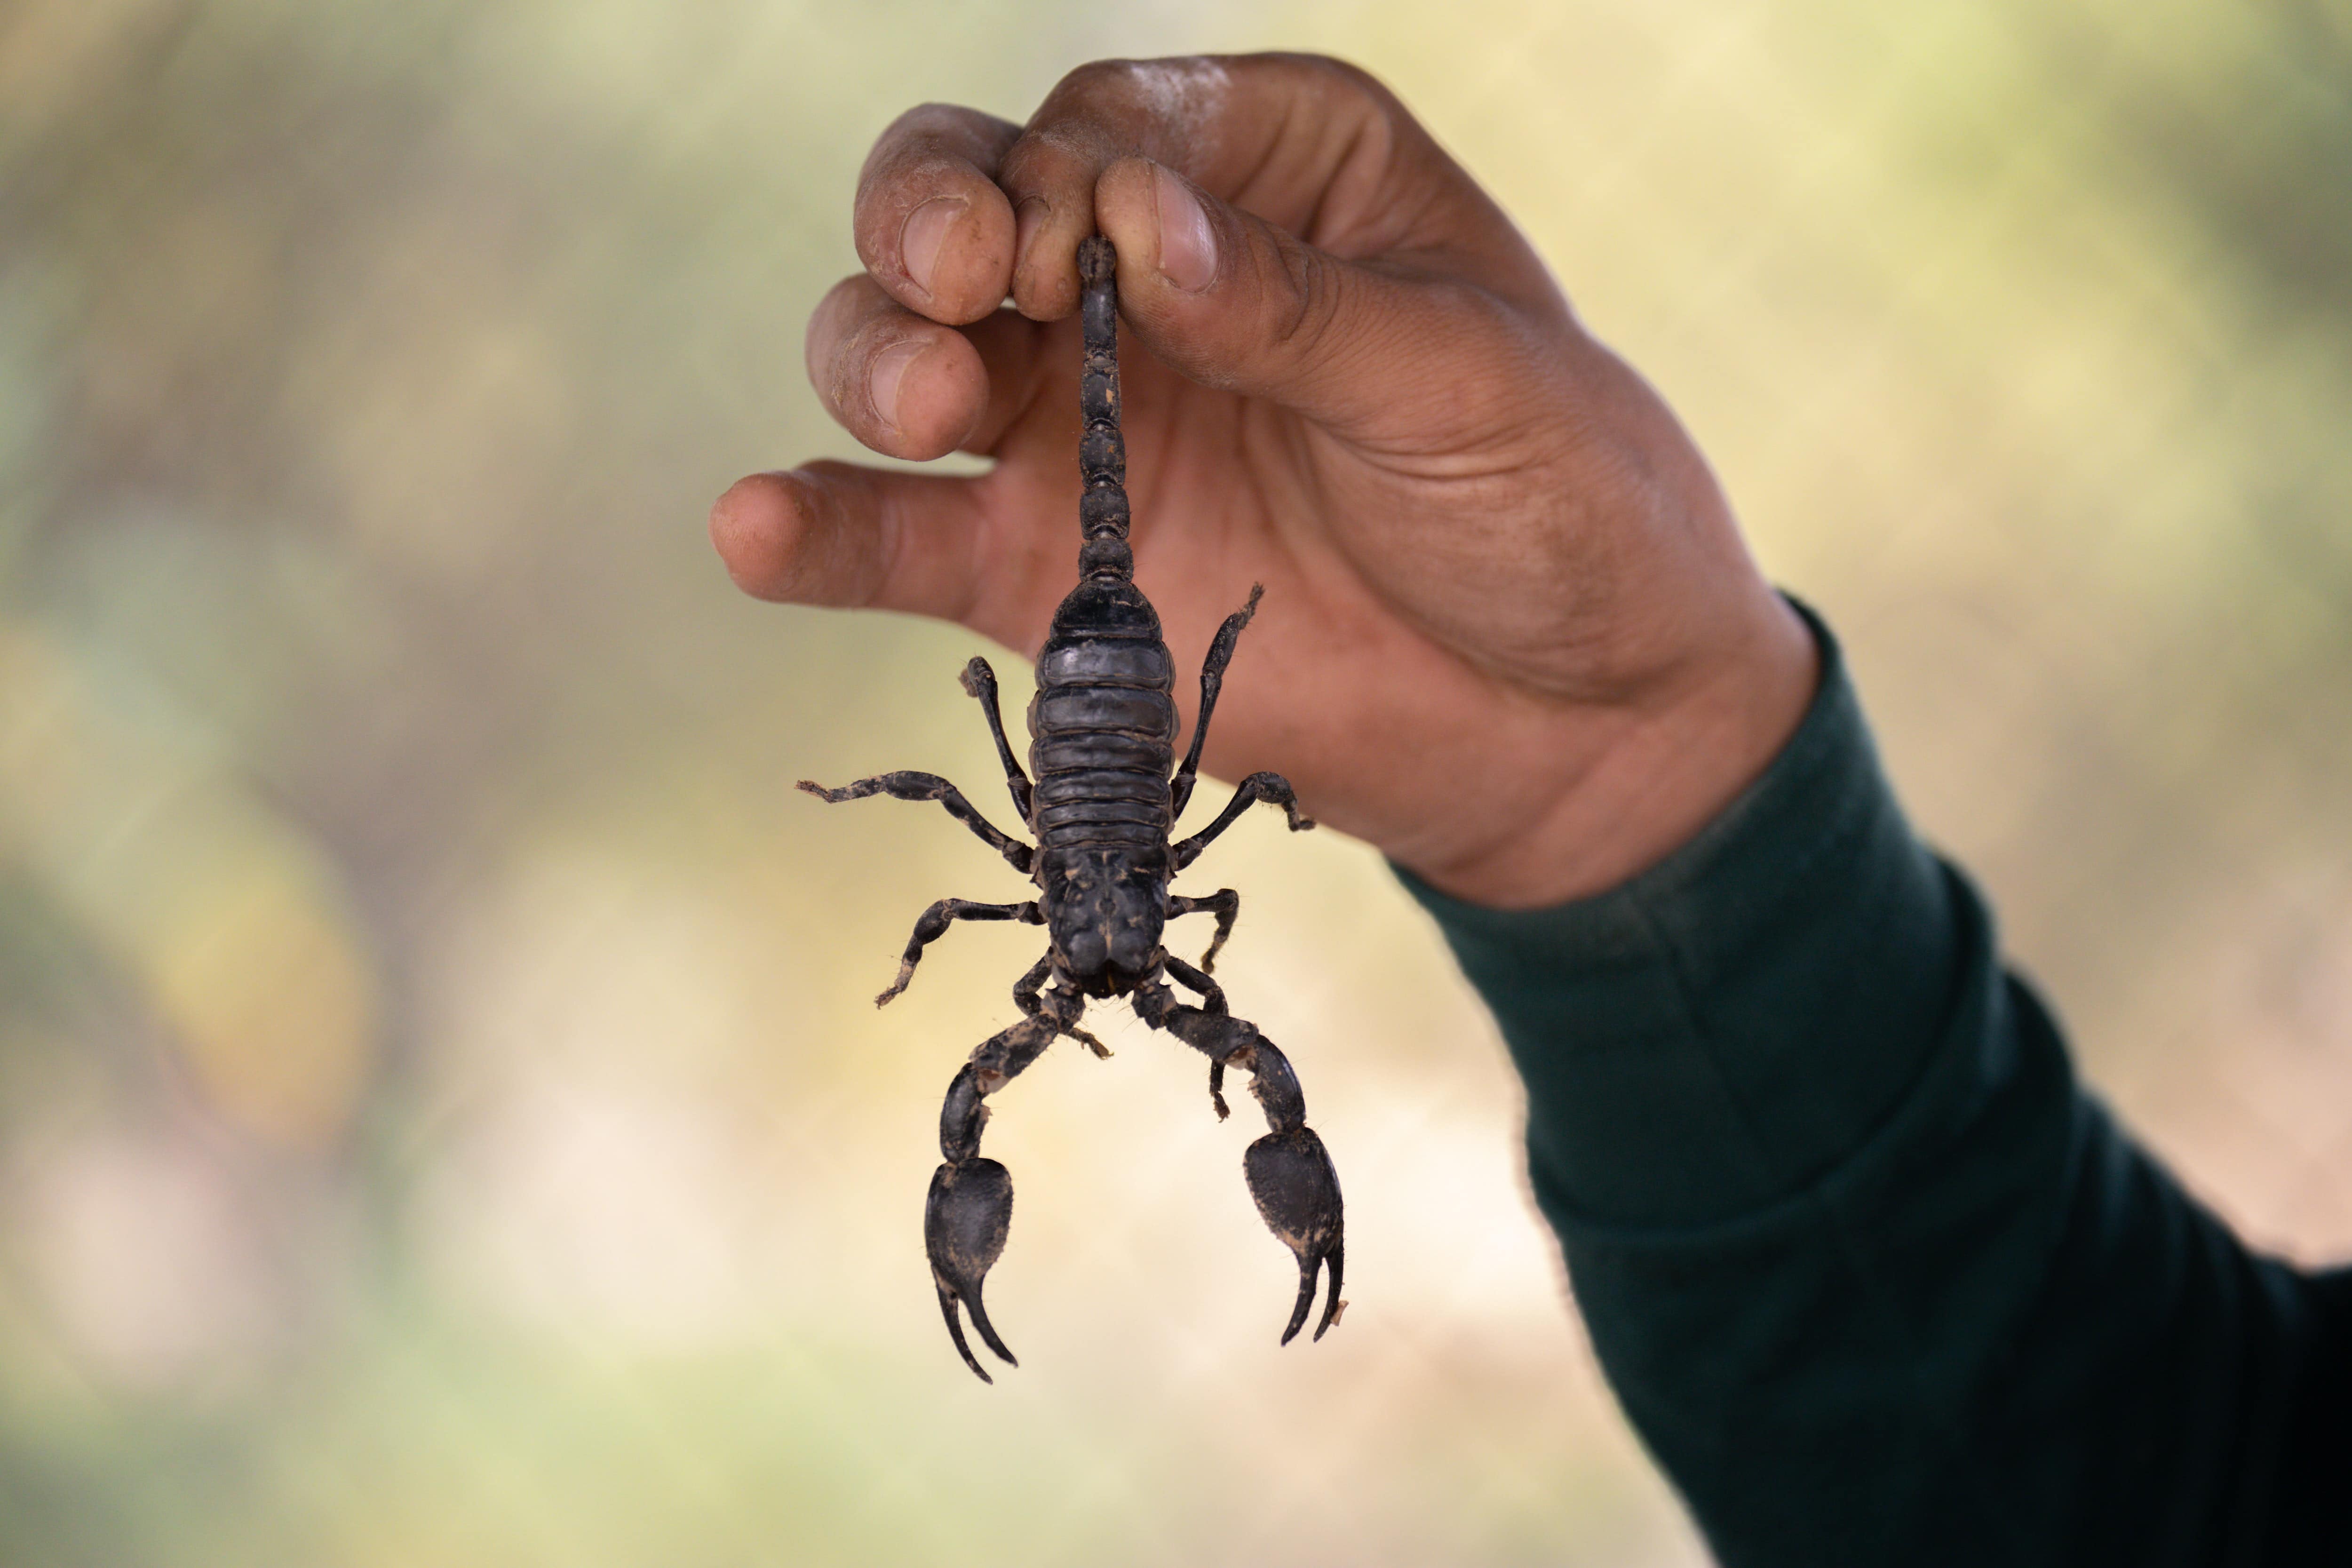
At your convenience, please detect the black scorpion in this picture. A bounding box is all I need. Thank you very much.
[800,236,1345,1382]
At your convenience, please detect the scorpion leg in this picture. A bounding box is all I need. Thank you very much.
[1172,772,1314,871]
[1167,888,1240,974]
[1163,954,1234,1119]
[959,657,1035,826]
[1164,953,1228,1014]
[930,1011,1059,1383]
[1014,950,1108,1059]
[1132,979,1346,1345]
[797,771,1033,874]
[876,899,1043,1007]
[1170,584,1265,821]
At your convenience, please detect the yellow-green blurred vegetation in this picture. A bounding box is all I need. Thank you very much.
[4,1,2352,1563]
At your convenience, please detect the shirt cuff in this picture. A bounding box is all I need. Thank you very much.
[1396,600,1969,1228]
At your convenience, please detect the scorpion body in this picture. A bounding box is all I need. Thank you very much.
[800,237,1345,1382]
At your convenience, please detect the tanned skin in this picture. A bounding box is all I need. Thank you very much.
[710,53,1816,910]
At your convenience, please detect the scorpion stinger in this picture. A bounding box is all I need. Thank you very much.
[801,233,1339,1380]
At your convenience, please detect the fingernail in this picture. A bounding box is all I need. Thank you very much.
[868,339,927,430]
[1014,197,1049,272]
[1152,164,1217,293]
[899,197,965,297]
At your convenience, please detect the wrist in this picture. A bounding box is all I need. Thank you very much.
[1399,589,1819,909]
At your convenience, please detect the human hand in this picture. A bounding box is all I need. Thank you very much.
[710,53,1815,907]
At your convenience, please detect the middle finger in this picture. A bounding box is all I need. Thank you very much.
[806,274,1059,462]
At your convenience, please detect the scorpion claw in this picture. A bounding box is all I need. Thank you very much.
[1314,1242,1347,1342]
[934,1283,991,1383]
[1243,1127,1346,1347]
[926,1158,1018,1380]
[962,1283,1017,1367]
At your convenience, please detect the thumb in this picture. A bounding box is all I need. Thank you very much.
[1092,156,1526,444]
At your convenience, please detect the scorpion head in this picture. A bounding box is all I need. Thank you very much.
[1037,846,1169,997]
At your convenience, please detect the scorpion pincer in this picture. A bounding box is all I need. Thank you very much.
[799,235,1346,1382]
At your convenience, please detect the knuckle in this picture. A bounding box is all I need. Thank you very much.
[1267,240,1347,360]
[875,101,961,147]
[1052,57,1148,108]
[1240,51,1398,129]
[866,103,1010,173]
[998,130,1088,195]
[1252,51,1358,92]
[1270,51,1392,121]
[860,103,948,187]
[1301,53,1393,106]
[1030,56,1231,161]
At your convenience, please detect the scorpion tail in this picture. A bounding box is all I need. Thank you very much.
[1074,234,1134,582]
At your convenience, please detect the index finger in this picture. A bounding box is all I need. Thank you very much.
[999,55,1511,319]
[853,57,1435,329]
[853,103,1024,325]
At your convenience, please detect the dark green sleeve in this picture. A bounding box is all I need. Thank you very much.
[1398,605,2349,1567]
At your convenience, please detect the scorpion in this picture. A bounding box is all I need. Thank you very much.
[799,235,1346,1383]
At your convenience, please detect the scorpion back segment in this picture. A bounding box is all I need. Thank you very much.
[798,234,1345,1382]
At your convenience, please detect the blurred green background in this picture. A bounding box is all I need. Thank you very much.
[5,1,2352,1563]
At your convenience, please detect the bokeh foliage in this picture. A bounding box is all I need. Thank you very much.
[3,2,2351,1564]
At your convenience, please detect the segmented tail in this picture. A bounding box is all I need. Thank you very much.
[1075,236,1133,581]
